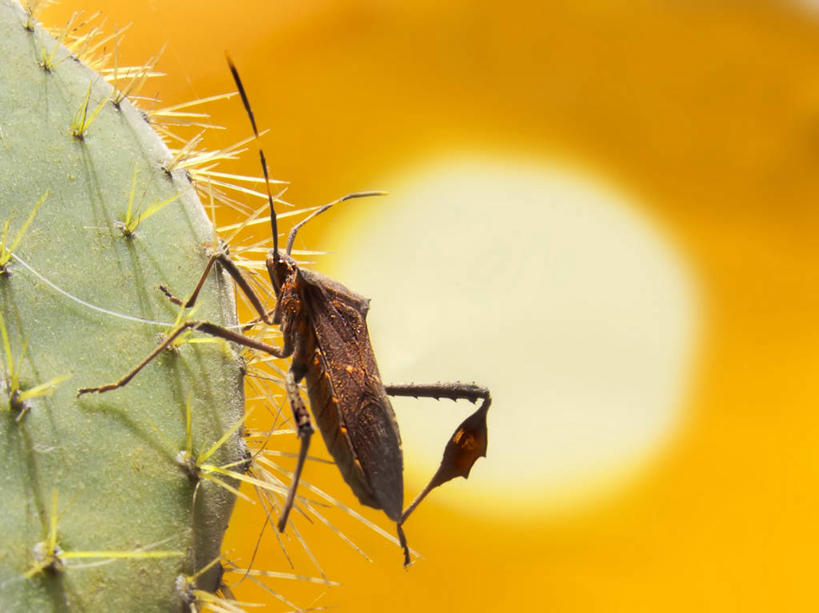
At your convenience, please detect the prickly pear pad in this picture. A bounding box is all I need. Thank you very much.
[0,1,245,610]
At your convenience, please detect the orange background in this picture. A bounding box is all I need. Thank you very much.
[44,1,819,610]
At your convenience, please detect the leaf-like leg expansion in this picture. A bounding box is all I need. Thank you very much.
[385,382,491,567]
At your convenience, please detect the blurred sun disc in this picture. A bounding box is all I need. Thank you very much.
[321,154,700,517]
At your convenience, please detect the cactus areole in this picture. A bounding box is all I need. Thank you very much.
[0,1,246,610]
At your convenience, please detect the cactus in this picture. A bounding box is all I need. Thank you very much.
[0,1,248,610]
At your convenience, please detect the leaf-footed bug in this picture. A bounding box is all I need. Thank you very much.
[78,57,492,567]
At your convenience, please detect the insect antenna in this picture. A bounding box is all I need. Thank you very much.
[285,190,387,256]
[225,55,279,262]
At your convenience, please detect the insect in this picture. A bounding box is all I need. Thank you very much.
[78,57,491,566]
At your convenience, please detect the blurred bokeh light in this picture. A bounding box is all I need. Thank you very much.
[43,0,819,610]
[327,154,699,516]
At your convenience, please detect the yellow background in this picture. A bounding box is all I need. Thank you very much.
[44,1,819,610]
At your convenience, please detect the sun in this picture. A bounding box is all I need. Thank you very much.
[321,154,700,518]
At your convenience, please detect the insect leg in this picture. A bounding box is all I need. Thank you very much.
[384,382,490,406]
[275,367,314,532]
[385,383,491,566]
[77,320,290,396]
[159,248,273,325]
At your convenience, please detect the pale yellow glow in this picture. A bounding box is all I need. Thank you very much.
[320,155,700,517]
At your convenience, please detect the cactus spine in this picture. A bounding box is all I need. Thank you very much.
[0,1,247,610]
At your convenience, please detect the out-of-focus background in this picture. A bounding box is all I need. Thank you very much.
[45,1,819,610]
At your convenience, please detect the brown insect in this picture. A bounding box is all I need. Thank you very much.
[79,57,491,566]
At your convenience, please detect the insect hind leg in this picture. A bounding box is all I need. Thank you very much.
[396,523,411,567]
[386,382,491,567]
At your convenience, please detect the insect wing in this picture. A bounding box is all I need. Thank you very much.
[301,273,404,520]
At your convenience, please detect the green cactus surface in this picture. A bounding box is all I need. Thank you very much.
[0,1,246,610]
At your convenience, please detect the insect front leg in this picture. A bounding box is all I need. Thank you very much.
[385,382,491,566]
[159,246,274,326]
